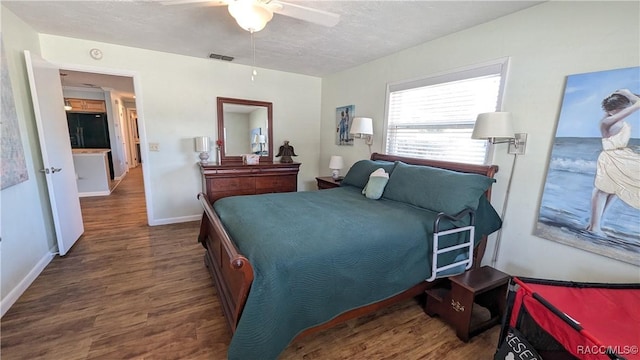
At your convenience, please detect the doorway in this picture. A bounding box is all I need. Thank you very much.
[55,65,152,225]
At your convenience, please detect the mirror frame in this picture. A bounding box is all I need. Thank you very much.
[217,97,273,165]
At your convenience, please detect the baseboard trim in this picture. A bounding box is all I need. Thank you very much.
[1,251,55,318]
[149,214,201,226]
[78,191,111,197]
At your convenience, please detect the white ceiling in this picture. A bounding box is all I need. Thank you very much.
[5,0,542,94]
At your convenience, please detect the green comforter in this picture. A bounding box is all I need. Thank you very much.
[213,186,501,359]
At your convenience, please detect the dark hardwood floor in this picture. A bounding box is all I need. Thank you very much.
[1,166,499,359]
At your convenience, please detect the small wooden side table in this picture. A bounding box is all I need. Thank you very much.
[425,266,510,342]
[315,176,342,190]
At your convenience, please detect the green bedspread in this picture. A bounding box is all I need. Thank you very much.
[213,186,501,359]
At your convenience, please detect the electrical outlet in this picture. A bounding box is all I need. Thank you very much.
[149,143,160,152]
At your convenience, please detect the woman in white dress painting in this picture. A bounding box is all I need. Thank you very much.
[587,89,640,235]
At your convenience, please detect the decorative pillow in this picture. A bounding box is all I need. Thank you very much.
[362,168,389,200]
[382,161,495,214]
[341,160,396,189]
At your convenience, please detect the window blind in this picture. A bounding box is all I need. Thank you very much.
[385,60,507,165]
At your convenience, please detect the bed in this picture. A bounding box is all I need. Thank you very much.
[197,153,502,359]
[495,277,640,360]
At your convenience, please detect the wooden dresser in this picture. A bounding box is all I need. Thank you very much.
[200,162,301,203]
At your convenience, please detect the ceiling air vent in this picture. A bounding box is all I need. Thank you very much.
[209,53,234,61]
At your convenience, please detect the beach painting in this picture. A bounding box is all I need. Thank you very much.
[535,66,640,265]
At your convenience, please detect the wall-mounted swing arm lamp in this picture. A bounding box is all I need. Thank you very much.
[350,117,374,146]
[471,111,528,267]
[471,112,527,155]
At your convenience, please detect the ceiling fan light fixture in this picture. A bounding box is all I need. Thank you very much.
[228,1,273,32]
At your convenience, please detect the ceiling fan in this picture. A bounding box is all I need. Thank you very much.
[162,0,341,32]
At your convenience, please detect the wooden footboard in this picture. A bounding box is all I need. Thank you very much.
[197,192,253,332]
[197,152,498,339]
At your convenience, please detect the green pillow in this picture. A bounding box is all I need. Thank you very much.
[382,161,495,214]
[362,168,390,200]
[341,160,396,189]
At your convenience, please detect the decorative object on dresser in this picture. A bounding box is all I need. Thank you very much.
[328,155,344,180]
[316,176,341,190]
[194,136,210,164]
[215,139,223,164]
[275,140,297,163]
[242,153,260,165]
[199,162,300,204]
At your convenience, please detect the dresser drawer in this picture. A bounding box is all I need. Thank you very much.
[255,175,297,192]
[208,177,255,191]
[201,163,300,203]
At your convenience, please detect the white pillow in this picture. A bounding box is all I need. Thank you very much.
[361,168,389,200]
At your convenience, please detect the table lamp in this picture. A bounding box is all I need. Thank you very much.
[329,155,344,180]
[195,136,210,164]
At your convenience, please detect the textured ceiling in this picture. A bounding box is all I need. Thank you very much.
[5,1,543,77]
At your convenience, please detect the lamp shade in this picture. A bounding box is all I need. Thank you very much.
[350,117,374,135]
[228,1,273,32]
[471,112,514,139]
[329,155,344,170]
[195,136,210,152]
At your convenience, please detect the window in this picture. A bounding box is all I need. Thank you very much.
[384,58,509,165]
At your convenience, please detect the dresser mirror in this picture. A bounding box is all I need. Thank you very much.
[217,97,273,164]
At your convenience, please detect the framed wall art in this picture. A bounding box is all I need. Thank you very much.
[535,66,640,265]
[336,105,354,145]
[1,36,29,190]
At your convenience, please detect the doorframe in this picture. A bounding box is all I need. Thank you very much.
[48,60,154,226]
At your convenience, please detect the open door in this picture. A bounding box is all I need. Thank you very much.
[24,50,84,255]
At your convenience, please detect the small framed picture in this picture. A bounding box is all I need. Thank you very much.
[336,105,355,145]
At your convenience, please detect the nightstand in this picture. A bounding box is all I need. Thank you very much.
[424,266,510,342]
[316,176,342,190]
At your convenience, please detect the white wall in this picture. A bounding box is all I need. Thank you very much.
[320,1,640,282]
[38,35,322,224]
[1,8,56,310]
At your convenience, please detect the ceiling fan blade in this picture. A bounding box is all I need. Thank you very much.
[272,1,340,27]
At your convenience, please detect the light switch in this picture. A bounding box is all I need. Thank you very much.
[149,143,159,152]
